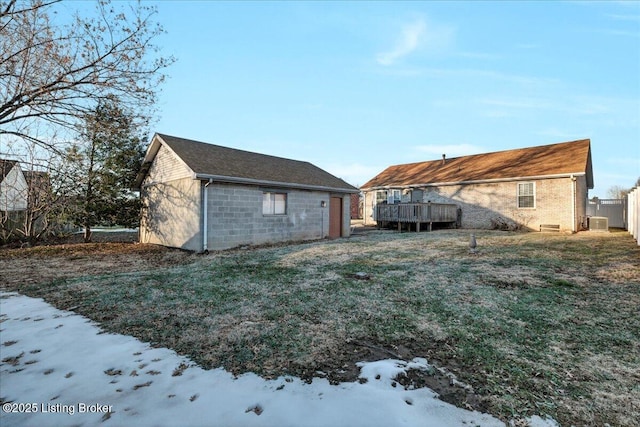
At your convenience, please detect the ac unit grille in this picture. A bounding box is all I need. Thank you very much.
[589,216,608,231]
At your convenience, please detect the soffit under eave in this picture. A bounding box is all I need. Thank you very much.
[585,147,594,189]
[195,173,358,194]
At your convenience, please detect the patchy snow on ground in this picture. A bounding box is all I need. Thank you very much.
[0,292,556,427]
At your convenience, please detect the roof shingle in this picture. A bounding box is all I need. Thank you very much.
[361,139,593,189]
[148,134,357,192]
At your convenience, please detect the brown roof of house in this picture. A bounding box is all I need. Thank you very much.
[361,139,593,190]
[137,134,358,193]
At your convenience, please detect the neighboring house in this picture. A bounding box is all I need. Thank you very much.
[1,159,29,241]
[1,160,55,241]
[360,139,593,232]
[0,159,28,212]
[133,134,358,251]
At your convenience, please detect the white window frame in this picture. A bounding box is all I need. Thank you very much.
[517,182,535,209]
[388,189,401,204]
[263,192,287,215]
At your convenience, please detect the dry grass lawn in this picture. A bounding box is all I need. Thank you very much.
[1,229,639,426]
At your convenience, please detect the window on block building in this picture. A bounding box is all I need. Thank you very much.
[263,192,287,215]
[517,182,535,208]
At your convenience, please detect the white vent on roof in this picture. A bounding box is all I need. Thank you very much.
[589,216,608,232]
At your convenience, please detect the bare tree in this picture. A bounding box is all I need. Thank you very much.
[1,0,174,152]
[606,178,640,199]
[607,185,629,199]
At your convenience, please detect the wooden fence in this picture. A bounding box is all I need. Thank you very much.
[376,202,459,231]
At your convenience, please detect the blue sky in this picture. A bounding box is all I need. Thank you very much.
[148,0,639,197]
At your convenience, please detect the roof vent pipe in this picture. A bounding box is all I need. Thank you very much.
[442,154,446,165]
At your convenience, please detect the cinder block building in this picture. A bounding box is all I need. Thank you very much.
[134,134,357,251]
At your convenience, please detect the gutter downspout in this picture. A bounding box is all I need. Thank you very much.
[203,179,213,253]
[571,175,577,232]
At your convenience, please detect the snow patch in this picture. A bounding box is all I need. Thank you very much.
[0,292,556,427]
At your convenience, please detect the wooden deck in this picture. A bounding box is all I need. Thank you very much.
[376,202,459,231]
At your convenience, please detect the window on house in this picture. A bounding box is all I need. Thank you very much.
[517,182,535,208]
[389,189,401,204]
[263,192,287,215]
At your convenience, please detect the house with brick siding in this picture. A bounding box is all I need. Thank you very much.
[360,139,593,232]
[133,134,358,252]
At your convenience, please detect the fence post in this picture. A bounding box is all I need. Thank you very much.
[627,187,639,245]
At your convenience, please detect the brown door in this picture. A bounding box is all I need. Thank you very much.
[329,197,342,239]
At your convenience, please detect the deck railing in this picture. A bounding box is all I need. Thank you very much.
[376,202,458,224]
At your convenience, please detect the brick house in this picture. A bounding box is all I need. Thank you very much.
[360,139,593,232]
[133,134,358,252]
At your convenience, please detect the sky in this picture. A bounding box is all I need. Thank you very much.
[142,0,640,197]
[58,0,637,197]
[0,291,559,427]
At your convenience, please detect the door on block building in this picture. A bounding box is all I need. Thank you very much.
[329,196,342,239]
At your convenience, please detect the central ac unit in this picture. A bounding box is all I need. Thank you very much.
[589,216,608,232]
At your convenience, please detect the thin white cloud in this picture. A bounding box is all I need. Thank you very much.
[482,110,513,118]
[605,157,640,167]
[596,28,640,37]
[477,96,612,116]
[478,97,554,110]
[535,128,585,140]
[375,18,455,66]
[376,19,427,66]
[413,144,485,158]
[516,43,540,49]
[456,51,500,60]
[420,68,559,86]
[606,13,640,21]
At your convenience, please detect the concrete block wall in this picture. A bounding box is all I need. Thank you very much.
[140,177,202,251]
[206,182,334,250]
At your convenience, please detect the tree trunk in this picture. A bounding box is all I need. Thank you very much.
[83,224,92,243]
[83,130,97,243]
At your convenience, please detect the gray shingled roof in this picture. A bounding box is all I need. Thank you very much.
[138,134,357,193]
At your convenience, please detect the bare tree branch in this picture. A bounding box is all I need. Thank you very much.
[0,0,174,152]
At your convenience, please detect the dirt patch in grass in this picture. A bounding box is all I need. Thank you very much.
[0,240,194,288]
[2,229,639,426]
